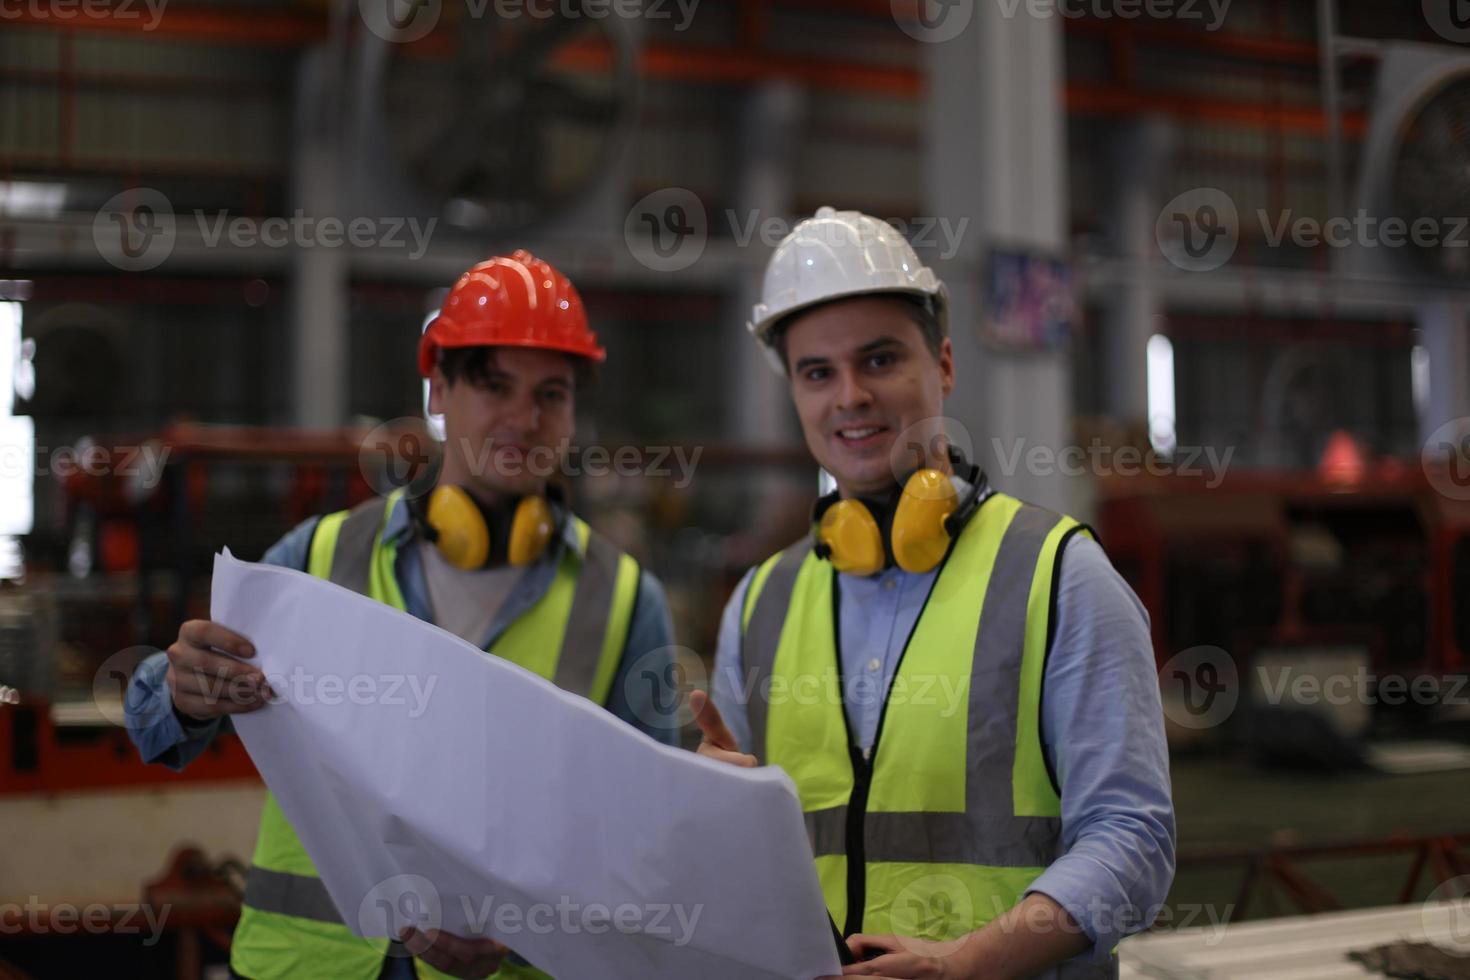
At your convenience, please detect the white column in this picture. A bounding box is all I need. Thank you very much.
[290,47,349,429]
[1419,299,1470,444]
[923,2,1075,514]
[1101,117,1171,425]
[728,81,805,448]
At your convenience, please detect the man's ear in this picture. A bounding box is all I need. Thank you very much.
[427,365,448,415]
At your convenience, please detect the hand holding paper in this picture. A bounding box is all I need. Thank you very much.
[213,549,841,980]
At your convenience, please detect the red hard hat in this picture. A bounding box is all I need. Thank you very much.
[418,249,605,376]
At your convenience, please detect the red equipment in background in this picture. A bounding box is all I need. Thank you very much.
[1097,463,1470,688]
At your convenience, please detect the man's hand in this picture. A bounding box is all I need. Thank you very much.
[689,690,757,768]
[824,934,967,979]
[822,893,1094,980]
[166,620,272,721]
[400,927,509,978]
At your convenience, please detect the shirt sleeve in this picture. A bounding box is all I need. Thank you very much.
[124,516,320,771]
[709,567,757,755]
[603,569,682,746]
[1022,534,1177,961]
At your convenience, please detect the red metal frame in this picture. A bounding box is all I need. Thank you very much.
[1097,468,1470,678]
[2,1,1370,135]
[0,698,258,795]
[1177,832,1470,922]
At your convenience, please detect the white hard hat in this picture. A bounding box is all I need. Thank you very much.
[747,206,948,366]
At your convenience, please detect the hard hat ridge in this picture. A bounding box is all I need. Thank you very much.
[418,249,605,377]
[746,206,948,371]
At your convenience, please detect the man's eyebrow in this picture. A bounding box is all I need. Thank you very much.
[793,336,905,373]
[855,336,904,355]
[536,376,572,389]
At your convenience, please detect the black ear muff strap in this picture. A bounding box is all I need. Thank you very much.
[942,450,988,538]
[809,489,841,560]
[406,490,440,544]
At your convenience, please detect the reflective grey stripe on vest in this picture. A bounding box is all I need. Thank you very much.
[742,540,813,765]
[328,497,390,596]
[244,866,344,925]
[746,502,1069,870]
[804,805,847,857]
[903,501,1063,868]
[552,530,631,699]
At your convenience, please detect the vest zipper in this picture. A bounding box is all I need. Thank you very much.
[830,511,977,937]
[844,742,873,936]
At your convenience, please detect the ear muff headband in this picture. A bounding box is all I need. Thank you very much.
[413,484,559,570]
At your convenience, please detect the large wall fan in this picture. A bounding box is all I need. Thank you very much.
[1347,44,1470,283]
[343,0,641,237]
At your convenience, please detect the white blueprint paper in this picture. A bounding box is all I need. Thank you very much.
[213,550,841,980]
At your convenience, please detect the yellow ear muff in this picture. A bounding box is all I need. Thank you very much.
[507,494,554,567]
[891,469,960,573]
[819,499,886,577]
[426,485,491,570]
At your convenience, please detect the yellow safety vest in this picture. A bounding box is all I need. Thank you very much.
[741,492,1114,978]
[231,491,640,980]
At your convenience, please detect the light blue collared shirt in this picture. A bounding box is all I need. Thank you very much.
[710,492,1176,964]
[125,495,680,771]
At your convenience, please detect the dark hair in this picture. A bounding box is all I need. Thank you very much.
[766,294,944,374]
[437,345,597,392]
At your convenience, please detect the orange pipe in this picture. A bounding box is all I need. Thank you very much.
[552,38,923,98]
[1066,85,1367,137]
[2,4,323,45]
[1065,17,1321,65]
[6,5,1360,134]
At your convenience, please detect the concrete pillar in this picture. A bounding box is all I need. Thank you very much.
[922,2,1074,514]
[290,47,349,429]
[1419,299,1470,444]
[1101,117,1171,426]
[727,81,805,449]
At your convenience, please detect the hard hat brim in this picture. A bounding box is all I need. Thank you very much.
[748,282,948,343]
[418,329,607,378]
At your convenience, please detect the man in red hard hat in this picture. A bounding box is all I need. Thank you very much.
[125,251,679,980]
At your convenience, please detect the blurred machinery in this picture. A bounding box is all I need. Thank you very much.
[1345,43,1470,283]
[1098,457,1470,745]
[0,423,393,977]
[344,0,640,234]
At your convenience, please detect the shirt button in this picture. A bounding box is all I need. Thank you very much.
[883,578,897,591]
[868,658,881,672]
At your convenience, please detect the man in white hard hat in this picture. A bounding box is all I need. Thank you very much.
[692,208,1175,978]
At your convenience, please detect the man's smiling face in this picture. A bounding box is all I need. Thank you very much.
[782,295,954,497]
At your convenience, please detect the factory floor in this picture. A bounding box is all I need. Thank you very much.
[1167,746,1470,922]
